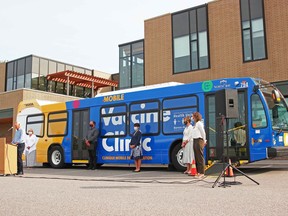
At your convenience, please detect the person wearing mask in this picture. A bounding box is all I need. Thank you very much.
[85,121,99,170]
[25,129,38,168]
[192,112,207,178]
[130,123,142,172]
[181,116,194,174]
[232,122,246,156]
[11,122,25,175]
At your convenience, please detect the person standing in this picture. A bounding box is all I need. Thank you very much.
[130,123,143,172]
[181,116,194,174]
[85,121,99,170]
[11,122,25,175]
[25,129,38,168]
[232,122,246,156]
[192,112,207,178]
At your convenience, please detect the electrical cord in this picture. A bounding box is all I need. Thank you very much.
[16,175,213,185]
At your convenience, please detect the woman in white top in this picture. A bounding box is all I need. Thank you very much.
[181,116,194,174]
[25,129,38,167]
[192,112,207,178]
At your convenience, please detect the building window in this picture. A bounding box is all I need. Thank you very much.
[5,56,33,91]
[172,5,209,73]
[119,40,144,89]
[240,0,267,62]
[5,55,92,98]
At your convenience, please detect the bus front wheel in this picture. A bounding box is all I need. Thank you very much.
[48,146,65,168]
[171,143,186,171]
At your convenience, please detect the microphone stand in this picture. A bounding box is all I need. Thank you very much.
[212,115,259,188]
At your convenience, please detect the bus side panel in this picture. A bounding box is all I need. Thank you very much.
[62,108,73,163]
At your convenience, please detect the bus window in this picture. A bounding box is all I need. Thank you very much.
[47,111,68,136]
[262,90,288,131]
[162,95,198,134]
[251,94,267,128]
[129,101,159,135]
[26,114,45,137]
[100,105,127,137]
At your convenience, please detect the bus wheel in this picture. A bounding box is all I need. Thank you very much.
[48,146,65,168]
[171,143,186,171]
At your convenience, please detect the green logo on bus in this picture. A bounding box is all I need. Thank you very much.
[202,80,213,92]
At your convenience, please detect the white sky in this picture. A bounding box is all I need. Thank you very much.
[0,0,212,74]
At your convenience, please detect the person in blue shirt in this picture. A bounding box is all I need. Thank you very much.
[129,123,143,172]
[11,122,25,175]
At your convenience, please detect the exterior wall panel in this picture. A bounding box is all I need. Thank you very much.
[0,63,6,93]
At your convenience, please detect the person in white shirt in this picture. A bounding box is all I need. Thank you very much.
[192,112,207,178]
[25,129,38,168]
[181,116,194,174]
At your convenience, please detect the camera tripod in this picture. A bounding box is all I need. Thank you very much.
[212,116,259,188]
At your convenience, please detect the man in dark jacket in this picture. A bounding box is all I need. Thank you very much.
[85,121,99,170]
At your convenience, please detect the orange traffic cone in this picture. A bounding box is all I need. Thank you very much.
[190,160,197,176]
[228,159,234,177]
[223,159,234,177]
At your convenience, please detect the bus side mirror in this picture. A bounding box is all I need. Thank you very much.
[253,85,259,92]
[272,90,281,104]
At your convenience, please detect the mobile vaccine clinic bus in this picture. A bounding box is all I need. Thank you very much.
[16,77,288,170]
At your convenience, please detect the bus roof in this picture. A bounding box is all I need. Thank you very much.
[96,82,183,97]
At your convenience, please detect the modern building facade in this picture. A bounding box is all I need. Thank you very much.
[0,55,117,142]
[118,0,288,98]
[5,55,116,97]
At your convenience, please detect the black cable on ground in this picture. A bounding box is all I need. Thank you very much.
[14,175,212,185]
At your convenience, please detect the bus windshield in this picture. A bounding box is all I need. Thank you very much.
[259,81,288,131]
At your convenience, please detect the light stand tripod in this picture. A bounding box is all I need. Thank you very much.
[212,115,259,188]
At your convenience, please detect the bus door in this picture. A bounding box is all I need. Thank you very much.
[205,91,248,162]
[249,93,270,161]
[72,109,90,161]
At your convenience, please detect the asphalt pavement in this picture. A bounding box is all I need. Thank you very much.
[1,164,288,216]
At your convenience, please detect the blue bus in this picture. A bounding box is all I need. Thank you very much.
[17,77,288,170]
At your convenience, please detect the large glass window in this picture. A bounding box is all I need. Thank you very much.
[16,58,25,89]
[39,59,48,91]
[251,94,267,128]
[48,61,57,74]
[130,101,159,135]
[25,57,32,88]
[172,6,209,73]
[6,62,14,91]
[5,55,93,98]
[47,111,68,136]
[119,40,144,89]
[6,56,33,91]
[26,114,45,137]
[57,63,65,72]
[31,56,40,90]
[132,42,144,88]
[162,95,198,134]
[100,105,127,137]
[240,0,267,62]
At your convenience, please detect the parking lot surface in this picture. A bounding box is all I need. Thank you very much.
[1,164,288,216]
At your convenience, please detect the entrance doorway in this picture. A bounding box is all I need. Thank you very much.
[72,109,90,160]
[205,91,248,162]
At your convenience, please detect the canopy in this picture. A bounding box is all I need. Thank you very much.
[46,70,118,89]
[46,70,118,96]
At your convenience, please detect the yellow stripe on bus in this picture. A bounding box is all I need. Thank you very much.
[72,160,89,163]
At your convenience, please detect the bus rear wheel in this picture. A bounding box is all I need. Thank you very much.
[48,146,65,168]
[171,143,186,171]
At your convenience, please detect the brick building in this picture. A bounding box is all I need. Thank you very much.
[119,0,288,98]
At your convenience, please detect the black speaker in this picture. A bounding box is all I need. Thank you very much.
[215,89,239,119]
